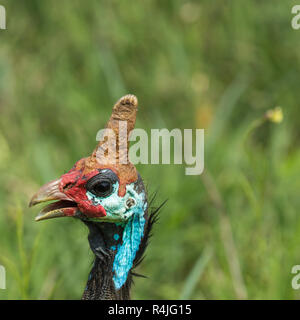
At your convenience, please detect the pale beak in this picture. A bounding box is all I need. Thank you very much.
[29,179,77,222]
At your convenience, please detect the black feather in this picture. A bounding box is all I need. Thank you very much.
[132,198,167,271]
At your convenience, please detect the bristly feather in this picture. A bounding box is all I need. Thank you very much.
[131,194,167,276]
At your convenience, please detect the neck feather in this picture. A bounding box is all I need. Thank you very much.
[82,211,147,300]
[82,255,132,300]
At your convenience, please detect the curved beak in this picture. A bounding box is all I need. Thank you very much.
[29,179,77,222]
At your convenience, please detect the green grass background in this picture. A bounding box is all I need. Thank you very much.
[0,0,300,299]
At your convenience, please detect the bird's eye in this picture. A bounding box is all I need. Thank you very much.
[86,170,119,198]
[93,180,112,196]
[86,178,113,198]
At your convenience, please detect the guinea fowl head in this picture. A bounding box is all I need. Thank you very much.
[30,95,156,299]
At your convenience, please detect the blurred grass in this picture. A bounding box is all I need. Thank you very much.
[0,0,300,299]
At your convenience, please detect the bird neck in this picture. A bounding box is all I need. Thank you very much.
[82,254,132,300]
[82,213,146,300]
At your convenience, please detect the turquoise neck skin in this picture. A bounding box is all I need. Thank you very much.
[112,206,146,289]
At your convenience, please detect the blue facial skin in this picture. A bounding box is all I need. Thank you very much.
[86,181,147,290]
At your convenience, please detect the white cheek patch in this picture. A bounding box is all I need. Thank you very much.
[86,181,144,221]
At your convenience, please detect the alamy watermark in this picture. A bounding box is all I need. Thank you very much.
[0,5,6,30]
[0,265,5,289]
[291,265,300,290]
[96,122,204,175]
[292,5,300,30]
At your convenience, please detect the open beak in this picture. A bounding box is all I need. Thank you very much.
[29,179,78,221]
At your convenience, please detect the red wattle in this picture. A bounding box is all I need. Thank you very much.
[78,200,107,218]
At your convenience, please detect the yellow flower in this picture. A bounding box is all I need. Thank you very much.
[265,107,283,123]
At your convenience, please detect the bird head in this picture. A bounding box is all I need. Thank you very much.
[30,95,150,293]
[30,94,145,223]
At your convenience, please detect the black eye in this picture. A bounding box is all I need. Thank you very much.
[88,179,112,197]
[86,170,119,198]
[93,180,112,196]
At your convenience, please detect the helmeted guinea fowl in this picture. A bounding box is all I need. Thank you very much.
[29,95,160,300]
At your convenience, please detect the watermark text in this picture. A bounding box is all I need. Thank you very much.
[292,5,300,30]
[96,122,204,175]
[0,265,5,289]
[291,265,300,289]
[0,5,6,30]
